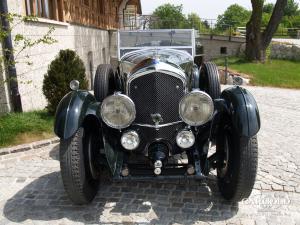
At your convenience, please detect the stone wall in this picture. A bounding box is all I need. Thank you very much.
[197,34,245,61]
[270,42,300,61]
[0,0,117,113]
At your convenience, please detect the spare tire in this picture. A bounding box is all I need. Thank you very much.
[199,62,221,99]
[94,64,115,102]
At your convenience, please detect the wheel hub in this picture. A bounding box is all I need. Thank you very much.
[218,134,229,178]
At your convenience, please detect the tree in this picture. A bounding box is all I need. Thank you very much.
[246,0,288,61]
[216,4,251,30]
[0,14,56,75]
[186,13,202,29]
[263,3,274,13]
[262,13,272,27]
[150,4,186,29]
[43,50,88,114]
[203,20,210,29]
[284,0,299,16]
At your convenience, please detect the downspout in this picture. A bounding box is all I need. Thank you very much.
[0,0,22,112]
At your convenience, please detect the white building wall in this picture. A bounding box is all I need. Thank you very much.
[1,0,117,112]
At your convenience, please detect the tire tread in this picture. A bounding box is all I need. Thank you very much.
[60,128,97,204]
[233,136,258,201]
[94,64,113,102]
[201,62,221,99]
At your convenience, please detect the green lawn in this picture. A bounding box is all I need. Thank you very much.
[0,111,54,148]
[214,58,300,89]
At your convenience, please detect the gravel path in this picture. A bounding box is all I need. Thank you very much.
[0,86,300,225]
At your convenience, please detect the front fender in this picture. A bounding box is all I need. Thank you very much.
[54,90,100,139]
[221,86,260,137]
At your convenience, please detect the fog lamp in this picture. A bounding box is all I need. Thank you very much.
[176,130,195,149]
[121,131,140,150]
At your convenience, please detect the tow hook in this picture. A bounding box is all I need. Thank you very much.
[154,160,162,175]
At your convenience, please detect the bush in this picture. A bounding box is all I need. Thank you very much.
[43,49,88,114]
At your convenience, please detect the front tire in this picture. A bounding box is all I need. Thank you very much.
[60,127,100,204]
[216,125,258,202]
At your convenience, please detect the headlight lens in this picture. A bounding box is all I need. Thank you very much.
[121,131,140,150]
[176,130,195,149]
[179,91,214,126]
[100,93,136,129]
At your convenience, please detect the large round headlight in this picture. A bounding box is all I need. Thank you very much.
[179,91,214,126]
[100,93,136,129]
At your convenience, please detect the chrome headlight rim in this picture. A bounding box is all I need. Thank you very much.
[179,90,214,126]
[100,93,136,129]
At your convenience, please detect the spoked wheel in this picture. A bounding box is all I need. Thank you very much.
[216,121,258,202]
[199,62,221,99]
[60,127,101,204]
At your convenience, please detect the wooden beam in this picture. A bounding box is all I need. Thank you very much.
[37,0,42,17]
[23,0,28,15]
[58,0,65,21]
[32,0,36,15]
[52,0,59,20]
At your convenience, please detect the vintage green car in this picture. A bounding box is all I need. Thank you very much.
[54,30,260,204]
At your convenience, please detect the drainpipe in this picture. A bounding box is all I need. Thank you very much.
[0,0,22,112]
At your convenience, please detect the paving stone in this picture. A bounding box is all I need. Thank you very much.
[1,86,300,224]
[254,218,268,225]
[239,218,255,225]
[284,185,295,192]
[10,145,32,153]
[260,183,272,190]
[272,184,284,191]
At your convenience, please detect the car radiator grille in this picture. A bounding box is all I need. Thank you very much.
[129,72,185,125]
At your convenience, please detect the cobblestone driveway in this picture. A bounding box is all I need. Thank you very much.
[0,86,300,225]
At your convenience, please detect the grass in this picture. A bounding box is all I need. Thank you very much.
[213,57,300,89]
[0,111,54,148]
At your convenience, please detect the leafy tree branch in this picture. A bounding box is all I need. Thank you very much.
[0,13,57,82]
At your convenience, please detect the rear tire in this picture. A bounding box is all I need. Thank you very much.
[199,62,221,99]
[216,124,258,202]
[94,64,115,102]
[60,127,100,204]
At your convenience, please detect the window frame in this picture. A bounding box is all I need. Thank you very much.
[25,0,63,22]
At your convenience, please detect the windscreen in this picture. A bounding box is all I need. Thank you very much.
[118,30,195,59]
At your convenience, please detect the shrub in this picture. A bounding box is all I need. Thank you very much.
[43,49,88,114]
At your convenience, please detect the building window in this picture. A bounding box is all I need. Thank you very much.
[25,0,63,21]
[123,5,137,29]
